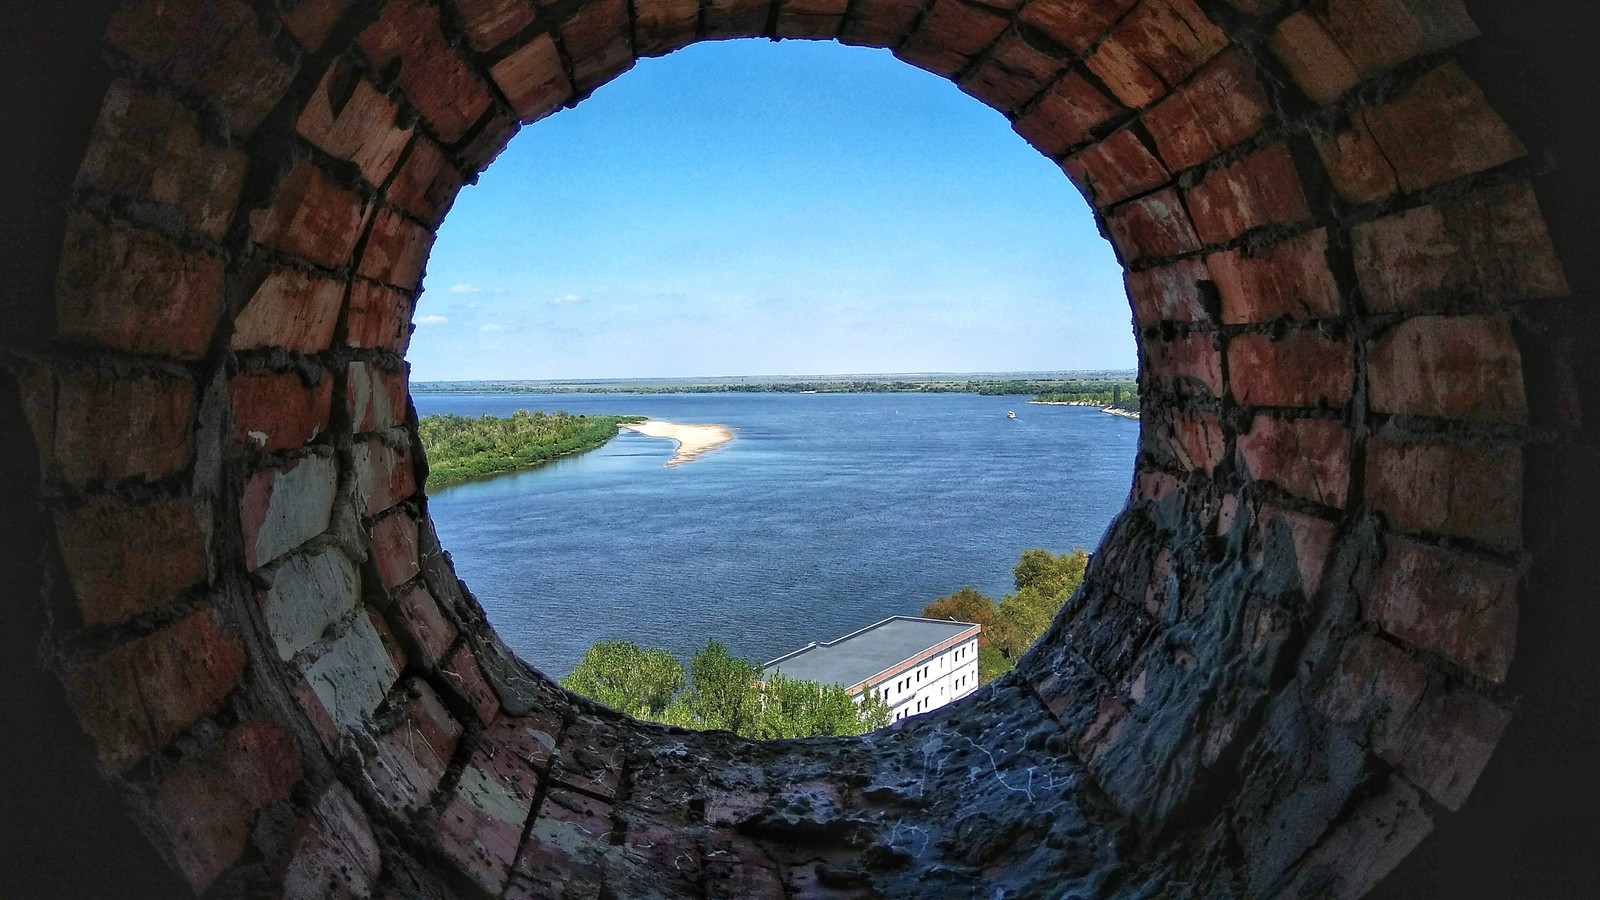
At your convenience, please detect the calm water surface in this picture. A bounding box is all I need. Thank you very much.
[415,392,1138,678]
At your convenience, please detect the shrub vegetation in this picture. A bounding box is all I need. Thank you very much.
[418,409,644,488]
[923,548,1089,684]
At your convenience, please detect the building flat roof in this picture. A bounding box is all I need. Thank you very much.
[762,616,981,691]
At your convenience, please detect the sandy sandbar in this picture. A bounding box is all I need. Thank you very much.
[620,419,734,466]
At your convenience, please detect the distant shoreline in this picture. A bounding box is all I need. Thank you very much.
[1027,400,1141,420]
[412,372,1138,397]
[620,419,735,466]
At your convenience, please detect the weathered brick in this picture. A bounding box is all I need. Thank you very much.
[560,0,634,92]
[55,494,208,627]
[1256,504,1336,596]
[41,367,195,487]
[437,741,540,895]
[1366,535,1517,682]
[774,0,848,39]
[67,606,247,771]
[458,108,518,175]
[1142,49,1270,171]
[1228,331,1354,408]
[1269,11,1360,105]
[959,34,1065,112]
[1134,467,1182,504]
[1017,0,1135,55]
[1210,229,1342,324]
[301,611,401,732]
[229,369,334,454]
[1315,633,1427,735]
[702,0,771,39]
[1352,181,1568,314]
[838,0,922,47]
[281,783,382,900]
[259,546,360,660]
[347,361,409,433]
[897,0,1010,77]
[443,644,501,724]
[1278,779,1433,899]
[348,279,413,353]
[1013,71,1124,158]
[249,160,370,269]
[1125,258,1211,326]
[354,435,418,515]
[1319,0,1478,78]
[1103,187,1201,262]
[358,207,434,290]
[371,507,420,589]
[1185,143,1311,244]
[1063,127,1169,208]
[490,33,572,124]
[364,681,462,811]
[360,0,494,143]
[241,454,338,569]
[76,81,248,239]
[387,138,462,226]
[1379,685,1510,810]
[152,717,302,893]
[548,717,625,799]
[453,0,537,51]
[394,582,459,666]
[1359,63,1524,193]
[105,0,296,137]
[1368,314,1526,424]
[1150,408,1225,474]
[57,214,223,360]
[1237,415,1350,508]
[514,788,612,893]
[1365,438,1520,549]
[1085,0,1229,109]
[297,61,412,187]
[1312,112,1399,204]
[231,267,344,353]
[634,0,701,54]
[1143,331,1223,398]
[276,0,355,52]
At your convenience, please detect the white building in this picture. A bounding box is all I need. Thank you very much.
[762,616,982,723]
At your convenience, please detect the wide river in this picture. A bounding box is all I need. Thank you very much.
[414,391,1139,679]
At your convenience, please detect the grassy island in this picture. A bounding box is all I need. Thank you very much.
[1030,378,1139,409]
[419,409,644,488]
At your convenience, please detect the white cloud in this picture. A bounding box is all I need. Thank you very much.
[415,315,449,325]
[552,293,583,305]
[450,283,483,294]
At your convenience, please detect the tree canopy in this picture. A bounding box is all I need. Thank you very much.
[922,548,1090,684]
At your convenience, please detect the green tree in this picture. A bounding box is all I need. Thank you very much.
[687,641,761,733]
[921,586,998,649]
[1013,548,1088,598]
[562,640,684,715]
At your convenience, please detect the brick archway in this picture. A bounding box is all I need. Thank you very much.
[4,0,1597,896]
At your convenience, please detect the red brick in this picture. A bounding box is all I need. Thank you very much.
[457,108,518,175]
[76,81,248,240]
[56,214,223,359]
[360,0,494,143]
[1013,71,1124,158]
[490,33,572,124]
[548,718,625,799]
[1063,127,1169,208]
[1018,0,1135,55]
[1142,49,1270,171]
[560,0,634,91]
[297,61,412,187]
[897,0,1010,77]
[229,369,334,454]
[1143,331,1223,398]
[232,267,345,353]
[371,508,420,589]
[775,0,849,40]
[1368,314,1526,424]
[241,454,339,569]
[1269,11,1361,105]
[1237,415,1350,508]
[1222,0,1281,15]
[1086,0,1229,109]
[152,717,302,893]
[1312,112,1399,204]
[1365,438,1520,549]
[838,0,923,47]
[347,279,413,352]
[1209,229,1341,324]
[1279,780,1433,898]
[387,138,462,226]
[1320,0,1479,78]
[1360,63,1524,193]
[1185,143,1311,244]
[1228,330,1354,408]
[1134,467,1182,504]
[1104,187,1201,262]
[276,0,355,52]
[1255,504,1336,596]
[354,436,418,515]
[250,160,370,269]
[1366,535,1517,682]
[55,495,208,627]
[1379,685,1510,810]
[40,367,194,487]
[514,788,612,890]
[1155,408,1225,473]
[347,361,409,432]
[358,207,434,290]
[702,0,771,39]
[66,607,247,771]
[394,583,459,666]
[453,0,537,51]
[438,745,539,894]
[1352,181,1568,314]
[1316,634,1427,734]
[364,681,462,811]
[105,0,296,137]
[959,35,1065,113]
[635,0,701,54]
[367,605,411,676]
[1125,257,1211,326]
[443,644,501,724]
[281,784,382,900]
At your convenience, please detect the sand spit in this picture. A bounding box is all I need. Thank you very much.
[620,419,735,466]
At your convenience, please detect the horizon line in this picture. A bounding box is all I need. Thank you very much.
[413,368,1138,385]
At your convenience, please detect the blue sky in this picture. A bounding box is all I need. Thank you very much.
[409,39,1133,381]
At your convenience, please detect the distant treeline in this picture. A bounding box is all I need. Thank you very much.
[418,409,643,488]
[1031,379,1140,409]
[414,373,1139,396]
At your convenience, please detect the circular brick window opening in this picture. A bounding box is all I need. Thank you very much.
[10,1,1580,897]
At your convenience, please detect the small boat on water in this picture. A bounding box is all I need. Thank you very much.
[1006,410,1017,419]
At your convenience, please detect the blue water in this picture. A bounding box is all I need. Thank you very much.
[415,392,1138,679]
